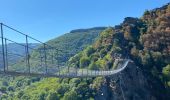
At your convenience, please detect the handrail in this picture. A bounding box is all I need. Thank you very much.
[0,59,130,78]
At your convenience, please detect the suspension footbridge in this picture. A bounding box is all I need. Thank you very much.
[0,23,130,78]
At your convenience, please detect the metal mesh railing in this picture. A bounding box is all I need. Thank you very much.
[0,23,130,78]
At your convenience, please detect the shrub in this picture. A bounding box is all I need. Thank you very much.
[92,77,104,90]
[89,62,99,70]
[162,64,170,80]
[100,48,107,58]
[2,81,8,87]
[112,45,122,53]
[100,27,114,38]
[80,57,90,68]
[90,53,99,62]
[57,84,70,96]
[62,90,78,100]
[46,91,59,100]
[85,46,95,57]
[144,10,150,15]
[95,59,106,69]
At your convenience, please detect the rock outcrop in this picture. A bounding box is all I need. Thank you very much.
[95,61,167,100]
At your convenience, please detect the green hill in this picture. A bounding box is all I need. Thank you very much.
[9,27,106,72]
[0,27,106,99]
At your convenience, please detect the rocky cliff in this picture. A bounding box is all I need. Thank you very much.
[95,61,168,100]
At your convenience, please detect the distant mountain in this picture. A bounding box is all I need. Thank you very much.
[70,27,107,33]
[0,43,39,54]
[0,43,39,70]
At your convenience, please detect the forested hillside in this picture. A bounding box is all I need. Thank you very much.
[0,3,170,100]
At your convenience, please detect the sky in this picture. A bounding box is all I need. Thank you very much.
[0,0,170,43]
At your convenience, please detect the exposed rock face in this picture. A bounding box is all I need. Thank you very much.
[95,61,167,100]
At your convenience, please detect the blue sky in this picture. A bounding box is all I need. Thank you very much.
[0,0,169,43]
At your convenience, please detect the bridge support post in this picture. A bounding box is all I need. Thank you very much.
[4,38,8,71]
[39,50,43,67]
[0,23,6,72]
[43,44,47,74]
[26,35,30,73]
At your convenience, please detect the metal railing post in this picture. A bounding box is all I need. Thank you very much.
[1,23,6,72]
[43,44,47,74]
[26,35,30,73]
[4,38,8,71]
[40,50,43,67]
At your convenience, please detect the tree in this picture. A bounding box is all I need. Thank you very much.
[140,51,152,67]
[76,82,89,98]
[151,51,164,68]
[21,95,30,100]
[37,92,46,100]
[131,46,139,57]
[95,59,106,69]
[46,91,59,100]
[100,48,107,58]
[1,94,8,100]
[80,57,90,68]
[92,77,104,90]
[162,64,170,80]
[8,86,14,92]
[17,91,24,99]
[2,81,8,86]
[85,46,95,57]
[112,45,122,53]
[166,5,170,13]
[62,90,78,100]
[90,53,99,62]
[89,62,98,70]
[100,27,114,38]
[144,10,150,15]
[57,84,70,96]
[0,86,7,93]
